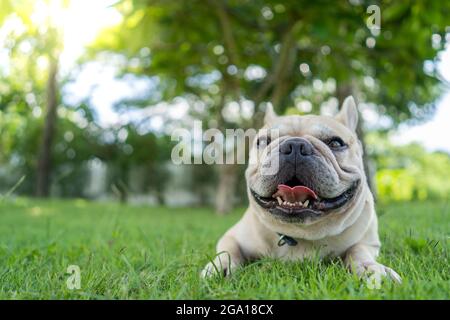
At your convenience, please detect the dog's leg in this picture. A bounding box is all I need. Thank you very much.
[201,234,245,278]
[345,243,402,284]
[344,217,401,284]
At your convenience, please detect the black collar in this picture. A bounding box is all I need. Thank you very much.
[277,233,298,247]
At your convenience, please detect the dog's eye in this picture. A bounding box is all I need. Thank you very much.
[327,137,346,150]
[257,136,271,149]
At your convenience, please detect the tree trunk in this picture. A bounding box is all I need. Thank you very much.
[35,58,58,197]
[215,163,239,215]
[269,31,297,110]
[336,85,377,199]
[250,22,300,129]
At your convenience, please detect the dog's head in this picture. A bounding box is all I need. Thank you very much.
[246,96,369,237]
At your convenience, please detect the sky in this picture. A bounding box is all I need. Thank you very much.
[45,0,450,154]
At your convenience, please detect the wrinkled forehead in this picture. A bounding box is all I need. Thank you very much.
[264,115,350,139]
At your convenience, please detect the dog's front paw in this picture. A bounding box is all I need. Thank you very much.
[350,261,402,285]
[201,252,239,278]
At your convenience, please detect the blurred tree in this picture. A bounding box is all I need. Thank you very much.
[0,0,67,197]
[0,1,194,202]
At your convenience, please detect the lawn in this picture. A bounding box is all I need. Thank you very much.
[0,198,448,299]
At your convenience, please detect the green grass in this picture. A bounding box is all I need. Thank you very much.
[0,198,448,299]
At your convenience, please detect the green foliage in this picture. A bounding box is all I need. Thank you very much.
[90,0,449,126]
[0,0,64,114]
[368,133,450,201]
[0,199,448,299]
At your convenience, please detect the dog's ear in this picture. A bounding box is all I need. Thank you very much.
[336,96,358,132]
[264,103,277,125]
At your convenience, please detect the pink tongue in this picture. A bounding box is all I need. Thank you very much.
[273,184,318,203]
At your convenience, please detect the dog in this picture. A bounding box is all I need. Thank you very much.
[202,96,401,283]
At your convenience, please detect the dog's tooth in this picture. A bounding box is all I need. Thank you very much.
[283,201,287,205]
[298,201,303,207]
[304,200,309,207]
[277,197,282,205]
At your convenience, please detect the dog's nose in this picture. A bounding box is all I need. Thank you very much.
[279,138,313,157]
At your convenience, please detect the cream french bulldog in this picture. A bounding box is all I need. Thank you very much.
[202,96,401,283]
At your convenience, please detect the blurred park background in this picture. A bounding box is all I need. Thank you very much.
[1,0,449,214]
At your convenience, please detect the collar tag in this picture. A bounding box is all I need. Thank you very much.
[277,233,298,247]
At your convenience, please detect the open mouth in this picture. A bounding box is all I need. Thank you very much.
[251,177,360,221]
